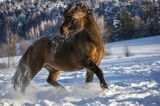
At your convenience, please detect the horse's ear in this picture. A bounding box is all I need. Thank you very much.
[73,11,86,19]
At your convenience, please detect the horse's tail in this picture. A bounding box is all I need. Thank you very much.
[12,46,31,93]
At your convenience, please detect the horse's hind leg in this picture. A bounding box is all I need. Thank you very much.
[47,71,64,89]
[45,65,64,89]
[86,70,94,83]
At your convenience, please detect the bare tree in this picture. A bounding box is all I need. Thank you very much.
[6,34,16,67]
[124,45,133,57]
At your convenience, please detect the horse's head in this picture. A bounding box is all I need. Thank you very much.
[60,3,94,36]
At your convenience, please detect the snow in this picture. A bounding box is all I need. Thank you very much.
[105,36,160,60]
[0,35,160,106]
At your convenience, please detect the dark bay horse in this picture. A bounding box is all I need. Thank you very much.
[12,3,108,93]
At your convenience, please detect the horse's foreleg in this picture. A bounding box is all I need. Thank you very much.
[45,65,64,89]
[85,70,94,83]
[84,60,108,89]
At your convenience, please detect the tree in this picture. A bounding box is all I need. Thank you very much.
[114,9,135,41]
[141,0,160,36]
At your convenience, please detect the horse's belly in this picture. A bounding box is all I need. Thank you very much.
[53,63,83,71]
[53,54,84,71]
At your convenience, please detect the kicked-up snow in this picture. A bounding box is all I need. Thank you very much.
[0,36,160,106]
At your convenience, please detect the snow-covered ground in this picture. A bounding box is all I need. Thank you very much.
[0,36,160,106]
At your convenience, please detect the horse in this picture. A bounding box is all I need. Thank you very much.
[12,3,108,93]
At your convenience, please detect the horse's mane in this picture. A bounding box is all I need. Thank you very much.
[63,3,93,17]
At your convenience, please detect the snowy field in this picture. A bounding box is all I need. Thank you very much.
[0,36,160,106]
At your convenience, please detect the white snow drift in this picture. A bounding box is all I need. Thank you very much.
[0,35,160,106]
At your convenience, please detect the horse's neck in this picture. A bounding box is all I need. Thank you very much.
[86,15,100,38]
[84,16,102,45]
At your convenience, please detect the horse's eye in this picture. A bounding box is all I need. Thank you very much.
[67,16,72,21]
[71,19,75,25]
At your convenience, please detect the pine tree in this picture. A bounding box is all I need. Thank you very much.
[114,9,134,41]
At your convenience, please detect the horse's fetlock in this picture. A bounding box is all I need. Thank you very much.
[100,83,108,89]
[47,77,51,83]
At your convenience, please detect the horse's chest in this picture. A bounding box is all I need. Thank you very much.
[88,42,104,64]
[90,46,97,56]
[89,44,98,59]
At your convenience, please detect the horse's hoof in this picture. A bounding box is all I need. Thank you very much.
[100,83,109,90]
[56,86,66,91]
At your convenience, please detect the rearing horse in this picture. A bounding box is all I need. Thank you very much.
[12,3,108,93]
